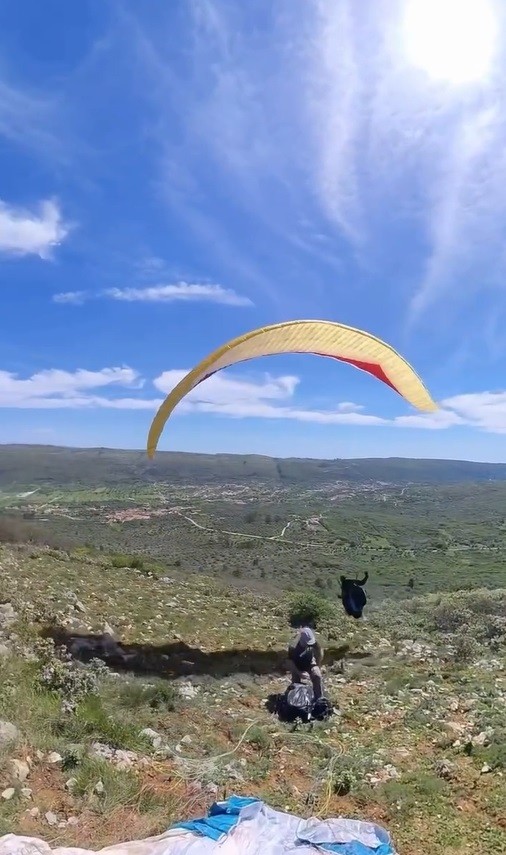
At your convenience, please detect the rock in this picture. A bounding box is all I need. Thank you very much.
[21,788,32,799]
[47,751,63,764]
[65,778,78,792]
[1,788,16,801]
[45,811,58,826]
[67,816,79,826]
[178,683,199,700]
[28,807,40,819]
[114,749,137,770]
[181,734,192,745]
[90,742,114,760]
[472,731,490,747]
[10,759,30,783]
[481,763,492,774]
[94,780,105,795]
[141,728,162,748]
[0,720,19,749]
[0,643,11,658]
[0,603,17,629]
[445,721,467,737]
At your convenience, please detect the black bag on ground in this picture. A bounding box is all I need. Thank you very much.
[269,683,335,723]
[311,695,334,722]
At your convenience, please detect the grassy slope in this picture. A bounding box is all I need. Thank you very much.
[0,542,505,854]
[0,448,505,852]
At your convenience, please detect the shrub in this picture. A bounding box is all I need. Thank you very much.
[287,593,333,629]
[110,553,144,571]
[452,631,479,663]
[432,603,473,633]
[34,640,98,711]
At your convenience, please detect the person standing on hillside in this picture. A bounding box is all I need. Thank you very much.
[287,626,323,701]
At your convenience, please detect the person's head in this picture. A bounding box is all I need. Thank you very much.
[298,626,316,647]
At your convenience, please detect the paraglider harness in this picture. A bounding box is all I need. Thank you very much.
[340,571,369,619]
[272,683,334,725]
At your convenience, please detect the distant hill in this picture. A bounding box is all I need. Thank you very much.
[0,444,505,488]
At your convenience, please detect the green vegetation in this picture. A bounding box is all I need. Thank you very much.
[0,444,505,854]
[287,592,334,628]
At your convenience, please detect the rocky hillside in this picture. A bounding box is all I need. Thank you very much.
[1,542,505,854]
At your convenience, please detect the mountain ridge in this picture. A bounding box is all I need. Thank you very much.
[1,443,505,487]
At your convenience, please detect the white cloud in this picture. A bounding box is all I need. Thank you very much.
[441,390,506,434]
[1,363,505,435]
[104,282,253,306]
[0,198,70,258]
[52,291,87,305]
[154,370,299,403]
[154,369,384,424]
[152,372,506,434]
[0,367,143,409]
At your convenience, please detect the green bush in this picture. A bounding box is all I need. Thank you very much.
[110,553,144,571]
[287,593,333,629]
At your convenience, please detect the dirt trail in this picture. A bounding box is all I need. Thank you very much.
[172,510,303,544]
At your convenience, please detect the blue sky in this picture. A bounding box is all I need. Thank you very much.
[1,0,505,462]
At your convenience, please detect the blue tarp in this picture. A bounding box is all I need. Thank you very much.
[174,796,258,841]
[173,795,395,854]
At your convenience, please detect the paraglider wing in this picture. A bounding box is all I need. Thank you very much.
[147,319,438,457]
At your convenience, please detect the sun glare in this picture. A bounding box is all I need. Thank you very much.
[402,0,497,84]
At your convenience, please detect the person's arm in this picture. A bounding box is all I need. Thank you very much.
[356,571,369,586]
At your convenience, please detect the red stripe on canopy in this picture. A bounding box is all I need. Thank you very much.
[197,352,400,396]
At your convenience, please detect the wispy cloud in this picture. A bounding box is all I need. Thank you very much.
[0,78,63,161]
[52,291,87,305]
[0,198,70,258]
[120,0,506,329]
[52,281,253,307]
[119,1,347,293]
[104,282,253,306]
[2,363,504,435]
[408,103,506,318]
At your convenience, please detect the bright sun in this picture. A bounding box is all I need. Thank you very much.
[402,0,497,84]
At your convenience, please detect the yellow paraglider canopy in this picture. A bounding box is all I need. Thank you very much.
[146,319,438,457]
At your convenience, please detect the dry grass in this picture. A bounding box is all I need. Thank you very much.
[1,533,506,854]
